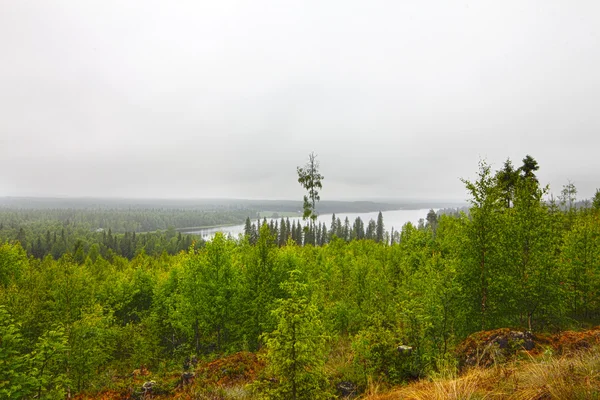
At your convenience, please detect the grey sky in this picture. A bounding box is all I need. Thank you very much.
[1,1,599,201]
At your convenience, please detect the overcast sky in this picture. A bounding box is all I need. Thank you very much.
[1,1,599,201]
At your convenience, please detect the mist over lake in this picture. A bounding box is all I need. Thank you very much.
[185,209,434,239]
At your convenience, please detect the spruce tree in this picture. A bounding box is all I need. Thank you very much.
[244,217,252,238]
[376,211,384,243]
[593,189,600,210]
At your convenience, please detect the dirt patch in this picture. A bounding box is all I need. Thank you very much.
[549,327,600,354]
[197,351,265,387]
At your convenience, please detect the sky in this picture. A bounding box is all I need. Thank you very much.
[1,0,599,202]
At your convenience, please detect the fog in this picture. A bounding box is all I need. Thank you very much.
[1,1,599,201]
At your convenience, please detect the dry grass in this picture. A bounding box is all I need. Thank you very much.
[365,347,600,400]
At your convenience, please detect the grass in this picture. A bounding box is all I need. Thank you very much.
[365,347,600,400]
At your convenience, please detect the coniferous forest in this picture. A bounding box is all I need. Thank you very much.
[1,155,600,399]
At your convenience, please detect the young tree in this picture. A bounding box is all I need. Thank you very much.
[254,269,330,399]
[297,152,324,244]
[506,178,559,330]
[201,233,236,351]
[243,224,280,350]
[561,209,600,319]
[0,306,30,399]
[460,160,504,331]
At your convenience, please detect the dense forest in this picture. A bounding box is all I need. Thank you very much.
[0,197,425,261]
[1,156,600,399]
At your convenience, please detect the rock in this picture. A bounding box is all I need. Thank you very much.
[336,381,357,398]
[181,371,195,385]
[142,380,156,393]
[397,345,413,355]
[456,328,536,368]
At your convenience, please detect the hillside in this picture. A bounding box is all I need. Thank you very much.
[70,328,600,399]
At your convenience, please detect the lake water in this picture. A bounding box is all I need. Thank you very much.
[186,209,434,240]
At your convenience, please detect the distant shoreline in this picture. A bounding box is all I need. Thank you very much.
[176,223,240,233]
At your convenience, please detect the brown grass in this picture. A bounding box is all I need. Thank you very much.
[365,347,600,400]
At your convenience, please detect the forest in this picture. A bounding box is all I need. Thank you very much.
[1,156,600,399]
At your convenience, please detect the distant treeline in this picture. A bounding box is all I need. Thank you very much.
[0,199,451,261]
[0,208,251,233]
[242,210,440,247]
[0,199,436,236]
[0,208,437,261]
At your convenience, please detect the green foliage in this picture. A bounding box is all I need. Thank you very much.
[503,178,561,330]
[68,304,116,391]
[200,232,238,351]
[28,327,69,400]
[495,158,519,208]
[460,159,504,331]
[592,189,600,211]
[519,154,540,181]
[0,307,69,400]
[0,242,27,288]
[253,270,331,399]
[352,315,415,386]
[0,306,29,399]
[561,210,600,319]
[242,224,283,350]
[1,156,600,398]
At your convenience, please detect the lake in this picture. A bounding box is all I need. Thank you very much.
[186,209,434,240]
